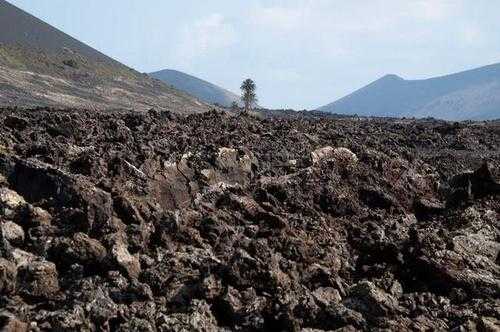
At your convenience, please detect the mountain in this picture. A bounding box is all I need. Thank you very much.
[0,0,208,113]
[150,69,240,107]
[318,63,500,120]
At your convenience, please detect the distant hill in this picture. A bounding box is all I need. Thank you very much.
[319,63,500,120]
[150,69,240,107]
[0,0,208,113]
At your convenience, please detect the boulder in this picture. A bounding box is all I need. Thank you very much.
[25,205,53,227]
[414,197,445,220]
[7,159,113,236]
[1,221,24,246]
[344,281,401,317]
[50,232,107,270]
[0,258,16,294]
[311,146,358,169]
[0,188,26,218]
[311,146,335,164]
[111,240,141,279]
[17,260,60,298]
[312,287,342,306]
[211,147,256,185]
[11,248,37,267]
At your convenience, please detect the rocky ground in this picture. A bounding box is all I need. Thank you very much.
[0,107,499,331]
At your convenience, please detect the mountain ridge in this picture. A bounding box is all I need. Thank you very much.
[319,62,500,120]
[150,69,241,107]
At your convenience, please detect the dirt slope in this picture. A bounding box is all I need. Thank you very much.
[0,0,209,113]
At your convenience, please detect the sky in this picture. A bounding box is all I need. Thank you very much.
[7,0,500,110]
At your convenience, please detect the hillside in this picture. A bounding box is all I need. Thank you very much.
[0,0,209,113]
[150,69,241,107]
[319,63,500,120]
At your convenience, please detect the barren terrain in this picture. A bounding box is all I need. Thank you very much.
[0,108,499,331]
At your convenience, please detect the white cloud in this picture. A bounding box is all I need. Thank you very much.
[249,1,463,33]
[407,0,462,21]
[175,14,237,63]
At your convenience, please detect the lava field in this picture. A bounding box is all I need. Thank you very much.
[0,108,499,331]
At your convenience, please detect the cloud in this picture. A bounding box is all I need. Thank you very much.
[408,0,460,21]
[175,14,237,63]
[249,1,463,32]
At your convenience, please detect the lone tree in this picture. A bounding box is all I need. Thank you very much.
[240,79,257,113]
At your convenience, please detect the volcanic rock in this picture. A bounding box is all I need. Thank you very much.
[0,108,498,330]
[17,260,59,298]
[0,257,16,294]
[0,221,24,246]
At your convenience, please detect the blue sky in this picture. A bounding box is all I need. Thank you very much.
[7,0,500,109]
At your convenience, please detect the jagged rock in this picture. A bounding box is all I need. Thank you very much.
[344,281,401,317]
[17,260,60,298]
[32,308,87,331]
[418,249,500,297]
[453,234,500,262]
[359,185,397,209]
[156,299,219,332]
[1,221,24,246]
[0,188,25,218]
[0,108,498,330]
[311,146,358,168]
[24,205,52,227]
[311,146,335,164]
[414,197,445,220]
[210,147,256,185]
[115,319,155,332]
[0,313,28,332]
[50,232,107,270]
[198,274,223,300]
[11,248,37,267]
[111,239,141,279]
[85,288,118,328]
[312,287,342,306]
[0,258,16,294]
[7,159,114,236]
[446,162,500,205]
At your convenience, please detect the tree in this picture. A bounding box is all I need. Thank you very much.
[240,79,257,113]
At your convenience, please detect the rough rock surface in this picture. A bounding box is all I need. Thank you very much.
[0,108,499,331]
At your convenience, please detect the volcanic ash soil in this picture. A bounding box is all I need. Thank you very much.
[0,108,499,331]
